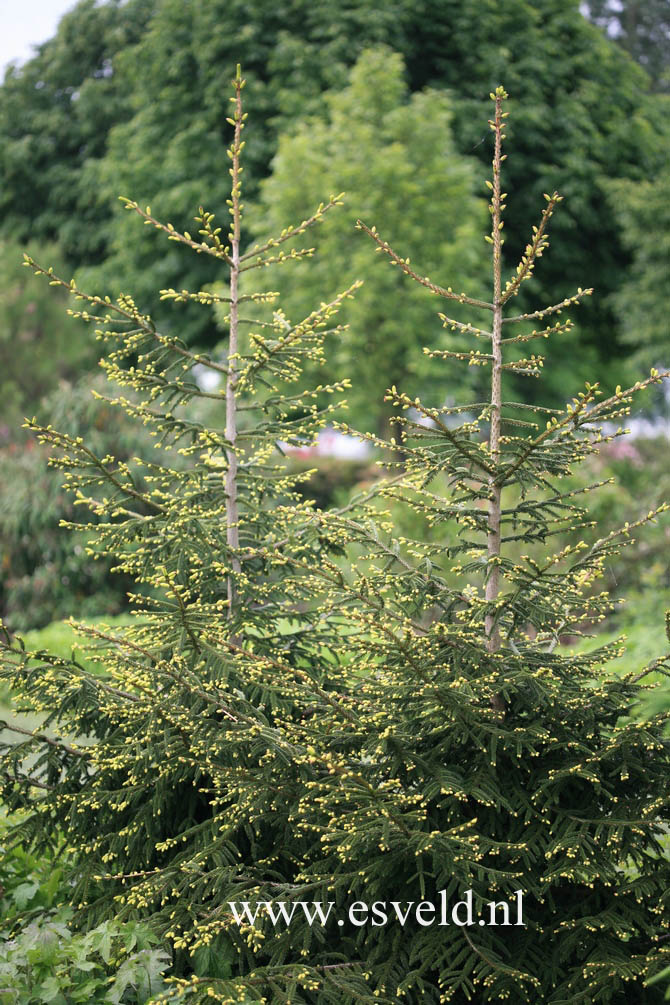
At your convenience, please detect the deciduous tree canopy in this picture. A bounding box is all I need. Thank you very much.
[1,0,667,395]
[245,48,488,435]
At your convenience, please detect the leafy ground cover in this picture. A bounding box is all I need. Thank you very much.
[0,808,172,1004]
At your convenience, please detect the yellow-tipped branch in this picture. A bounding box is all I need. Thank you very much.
[239,194,344,263]
[502,288,593,325]
[356,219,494,311]
[501,192,561,305]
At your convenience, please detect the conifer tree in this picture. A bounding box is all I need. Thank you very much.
[289,85,670,1004]
[1,81,670,1005]
[0,68,367,997]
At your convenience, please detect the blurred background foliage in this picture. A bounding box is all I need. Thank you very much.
[1,0,668,377]
[0,377,157,632]
[0,0,668,679]
[0,240,94,435]
[244,47,490,436]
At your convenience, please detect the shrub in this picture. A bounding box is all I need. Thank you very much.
[0,915,172,1004]
[0,810,172,1004]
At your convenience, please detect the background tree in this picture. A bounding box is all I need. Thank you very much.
[0,0,151,266]
[73,0,409,349]
[605,126,670,370]
[2,0,665,393]
[88,0,670,396]
[0,241,93,436]
[245,47,488,436]
[583,0,670,90]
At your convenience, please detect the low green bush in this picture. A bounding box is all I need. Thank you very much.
[0,915,171,1005]
[0,810,172,1004]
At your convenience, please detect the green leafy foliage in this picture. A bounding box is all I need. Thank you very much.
[0,810,172,1004]
[0,0,152,266]
[606,136,670,368]
[1,0,666,393]
[0,916,172,1004]
[72,0,408,350]
[1,78,669,1005]
[0,377,159,632]
[246,47,488,435]
[0,811,65,928]
[0,242,93,435]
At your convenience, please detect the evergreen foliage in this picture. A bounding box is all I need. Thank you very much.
[1,78,670,1005]
[0,66,364,994]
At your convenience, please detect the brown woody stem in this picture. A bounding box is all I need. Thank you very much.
[486,92,507,714]
[225,70,243,616]
[485,94,504,657]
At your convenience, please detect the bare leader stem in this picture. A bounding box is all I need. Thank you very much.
[225,68,243,616]
[486,92,506,710]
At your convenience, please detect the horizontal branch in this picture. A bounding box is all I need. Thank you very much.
[356,220,493,311]
[502,288,592,325]
[240,194,344,262]
[119,199,234,266]
[0,720,89,758]
[438,314,493,339]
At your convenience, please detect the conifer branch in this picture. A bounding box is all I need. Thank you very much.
[70,623,247,725]
[118,200,234,267]
[218,637,358,725]
[0,721,89,758]
[501,288,593,325]
[23,421,167,516]
[239,194,344,263]
[236,283,361,393]
[436,315,493,339]
[355,219,493,310]
[0,772,51,791]
[501,192,560,304]
[498,370,669,488]
[500,318,573,344]
[145,338,229,377]
[23,256,153,328]
[239,245,317,272]
[383,387,493,475]
[0,636,140,704]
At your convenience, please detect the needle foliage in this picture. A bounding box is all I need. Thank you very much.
[1,79,669,1005]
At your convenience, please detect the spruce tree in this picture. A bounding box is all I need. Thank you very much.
[0,67,365,996]
[290,85,670,1004]
[1,81,669,1005]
